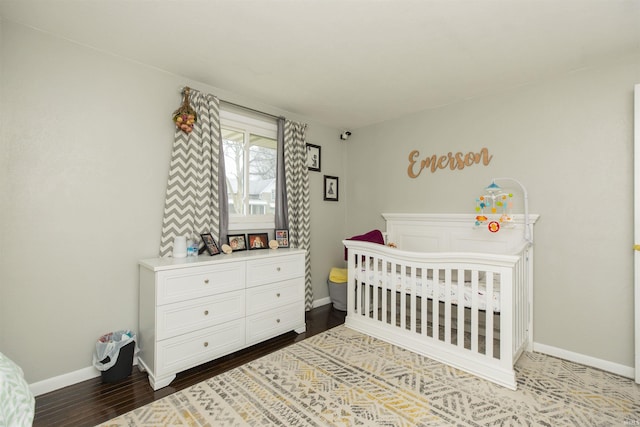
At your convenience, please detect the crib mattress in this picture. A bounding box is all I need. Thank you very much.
[353,269,501,312]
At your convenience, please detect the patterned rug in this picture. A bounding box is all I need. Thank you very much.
[99,325,640,426]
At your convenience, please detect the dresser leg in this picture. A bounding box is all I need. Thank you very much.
[149,374,177,391]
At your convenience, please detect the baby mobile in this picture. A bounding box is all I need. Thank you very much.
[474,181,514,233]
[172,87,197,134]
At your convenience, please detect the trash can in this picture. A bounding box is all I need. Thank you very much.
[327,267,348,311]
[93,330,137,383]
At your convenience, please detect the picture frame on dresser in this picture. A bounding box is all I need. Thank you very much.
[227,234,247,251]
[200,233,220,256]
[275,229,289,248]
[248,233,268,250]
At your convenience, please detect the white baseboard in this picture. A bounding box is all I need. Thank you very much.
[533,342,634,379]
[30,367,101,397]
[313,296,331,308]
[29,358,139,397]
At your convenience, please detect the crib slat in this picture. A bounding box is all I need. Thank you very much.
[457,269,464,348]
[398,264,407,330]
[353,252,366,315]
[390,262,397,327]
[367,256,379,320]
[486,271,494,359]
[382,260,388,325]
[421,266,427,336]
[365,255,372,318]
[410,266,417,332]
[433,269,440,340]
[444,269,451,343]
[471,269,479,353]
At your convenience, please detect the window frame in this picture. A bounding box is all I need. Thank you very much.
[220,110,278,231]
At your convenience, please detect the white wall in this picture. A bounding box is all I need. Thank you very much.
[345,54,640,370]
[0,20,346,387]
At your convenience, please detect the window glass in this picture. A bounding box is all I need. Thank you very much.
[221,110,277,230]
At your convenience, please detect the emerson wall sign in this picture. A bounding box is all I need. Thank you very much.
[407,148,493,178]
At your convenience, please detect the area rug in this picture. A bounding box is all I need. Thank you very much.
[99,325,640,426]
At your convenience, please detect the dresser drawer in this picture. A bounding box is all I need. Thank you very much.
[246,278,303,316]
[246,254,304,288]
[157,289,245,340]
[245,302,304,345]
[157,318,245,376]
[157,262,245,305]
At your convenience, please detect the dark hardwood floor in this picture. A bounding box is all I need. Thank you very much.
[33,304,346,427]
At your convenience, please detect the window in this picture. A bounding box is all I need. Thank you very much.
[221,110,278,230]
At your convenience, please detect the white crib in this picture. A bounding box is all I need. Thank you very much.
[342,213,538,390]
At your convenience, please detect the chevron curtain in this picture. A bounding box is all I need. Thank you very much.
[159,90,225,257]
[283,120,313,310]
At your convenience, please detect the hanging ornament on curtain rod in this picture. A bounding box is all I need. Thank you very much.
[172,87,197,134]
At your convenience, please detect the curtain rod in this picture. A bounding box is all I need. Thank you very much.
[221,100,284,121]
[182,86,283,121]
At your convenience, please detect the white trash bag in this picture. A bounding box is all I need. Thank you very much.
[92,330,137,371]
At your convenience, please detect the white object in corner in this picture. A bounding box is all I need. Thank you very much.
[172,236,187,258]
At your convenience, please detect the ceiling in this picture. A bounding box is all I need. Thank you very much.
[1,0,639,130]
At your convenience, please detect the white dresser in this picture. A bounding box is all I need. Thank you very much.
[138,248,306,390]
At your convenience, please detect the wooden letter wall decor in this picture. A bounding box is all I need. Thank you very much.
[407,147,493,178]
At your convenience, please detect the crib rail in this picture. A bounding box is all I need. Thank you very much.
[342,240,531,390]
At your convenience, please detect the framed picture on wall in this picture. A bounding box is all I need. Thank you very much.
[323,175,339,201]
[248,233,269,250]
[275,229,289,248]
[227,234,247,251]
[306,143,321,172]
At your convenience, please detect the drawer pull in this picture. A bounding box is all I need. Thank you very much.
[276,267,281,272]
[276,293,281,298]
[276,318,281,323]
[204,279,210,284]
[204,342,209,347]
[204,310,209,316]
